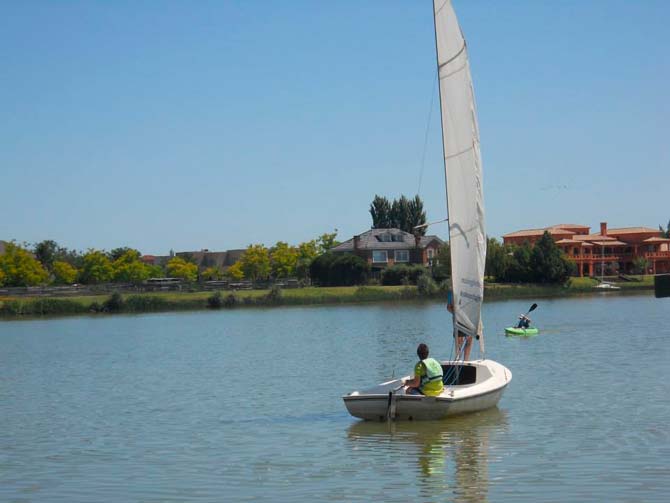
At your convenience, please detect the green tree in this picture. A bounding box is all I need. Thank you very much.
[485,237,513,281]
[309,253,369,286]
[660,219,670,238]
[506,242,533,283]
[202,266,223,280]
[109,247,141,262]
[370,194,427,234]
[79,250,115,284]
[270,241,298,278]
[113,252,151,284]
[431,243,451,281]
[0,242,49,286]
[33,239,59,271]
[224,261,244,281]
[632,257,650,274]
[317,232,340,254]
[370,195,394,228]
[530,232,575,283]
[239,244,271,281]
[166,257,198,282]
[52,260,78,285]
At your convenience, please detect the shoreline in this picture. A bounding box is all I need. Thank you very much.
[0,280,654,320]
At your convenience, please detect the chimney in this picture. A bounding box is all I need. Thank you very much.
[353,235,360,250]
[600,222,607,236]
[414,234,421,248]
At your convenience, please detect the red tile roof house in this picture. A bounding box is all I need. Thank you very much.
[502,222,670,276]
[330,228,444,276]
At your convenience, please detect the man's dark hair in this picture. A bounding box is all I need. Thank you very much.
[417,343,429,360]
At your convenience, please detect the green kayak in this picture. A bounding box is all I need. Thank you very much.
[505,327,539,336]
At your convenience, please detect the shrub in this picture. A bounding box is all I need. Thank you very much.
[310,253,369,286]
[102,292,124,312]
[223,294,238,307]
[207,291,223,309]
[265,285,283,304]
[125,295,168,312]
[382,264,426,285]
[417,274,438,296]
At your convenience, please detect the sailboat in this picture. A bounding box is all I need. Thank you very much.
[343,0,512,421]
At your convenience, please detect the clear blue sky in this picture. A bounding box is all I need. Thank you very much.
[2,1,668,255]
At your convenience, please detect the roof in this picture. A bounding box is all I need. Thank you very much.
[331,228,444,252]
[502,228,574,239]
[573,234,616,242]
[643,237,670,243]
[555,238,584,245]
[604,226,661,235]
[590,240,628,246]
[550,224,591,230]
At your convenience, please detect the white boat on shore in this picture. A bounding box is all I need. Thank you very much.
[343,0,511,421]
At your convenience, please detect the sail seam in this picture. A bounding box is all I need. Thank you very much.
[445,145,475,160]
[438,43,466,71]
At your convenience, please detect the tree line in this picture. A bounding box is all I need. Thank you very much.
[0,233,340,288]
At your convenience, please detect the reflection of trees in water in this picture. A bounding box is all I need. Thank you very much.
[347,408,508,503]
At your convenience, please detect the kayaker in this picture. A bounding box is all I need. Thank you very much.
[402,343,444,396]
[516,314,531,329]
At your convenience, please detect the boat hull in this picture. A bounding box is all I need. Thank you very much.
[343,359,511,421]
[504,327,539,336]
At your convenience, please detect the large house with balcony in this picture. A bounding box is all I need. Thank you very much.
[330,228,444,274]
[503,222,670,277]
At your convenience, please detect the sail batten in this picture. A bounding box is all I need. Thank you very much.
[433,0,486,343]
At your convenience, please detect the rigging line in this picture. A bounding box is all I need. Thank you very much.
[416,72,438,196]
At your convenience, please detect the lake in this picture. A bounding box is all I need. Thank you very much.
[1,293,669,502]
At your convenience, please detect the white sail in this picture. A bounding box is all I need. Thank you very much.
[433,0,486,341]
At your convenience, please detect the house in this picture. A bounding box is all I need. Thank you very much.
[330,228,444,273]
[502,222,670,276]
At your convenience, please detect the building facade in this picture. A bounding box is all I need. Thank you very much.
[503,223,670,277]
[330,228,444,273]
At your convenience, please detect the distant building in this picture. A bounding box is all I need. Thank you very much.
[0,240,8,255]
[142,249,245,271]
[331,228,444,273]
[502,222,670,276]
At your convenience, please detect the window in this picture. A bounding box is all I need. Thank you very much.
[378,234,391,242]
[372,250,388,263]
[427,248,435,259]
[395,250,409,262]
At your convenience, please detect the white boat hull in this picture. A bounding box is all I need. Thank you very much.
[343,359,511,421]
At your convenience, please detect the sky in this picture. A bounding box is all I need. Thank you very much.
[2,0,668,255]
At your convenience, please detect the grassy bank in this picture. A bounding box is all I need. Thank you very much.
[0,278,654,318]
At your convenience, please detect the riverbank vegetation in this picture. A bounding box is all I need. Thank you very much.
[0,277,654,318]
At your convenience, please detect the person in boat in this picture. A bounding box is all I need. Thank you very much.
[516,314,531,329]
[447,289,473,360]
[402,343,444,396]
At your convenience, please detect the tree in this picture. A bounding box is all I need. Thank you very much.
[224,261,244,281]
[505,242,533,283]
[370,195,394,229]
[0,242,49,286]
[370,194,427,234]
[632,257,650,275]
[113,250,151,284]
[239,244,271,281]
[431,243,451,281]
[309,253,369,286]
[166,257,198,282]
[270,241,298,278]
[109,247,141,262]
[317,232,340,254]
[530,232,575,283]
[485,237,513,281]
[33,240,59,271]
[660,219,670,238]
[202,266,223,281]
[79,250,115,284]
[52,261,78,285]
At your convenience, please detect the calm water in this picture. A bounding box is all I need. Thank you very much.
[1,294,669,502]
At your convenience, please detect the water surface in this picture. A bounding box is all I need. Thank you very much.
[1,294,669,502]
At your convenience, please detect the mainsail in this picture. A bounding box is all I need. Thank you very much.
[433,0,486,343]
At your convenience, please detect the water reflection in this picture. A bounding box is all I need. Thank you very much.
[347,408,508,502]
